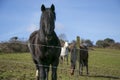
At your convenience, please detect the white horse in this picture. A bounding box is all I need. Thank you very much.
[60,41,69,64]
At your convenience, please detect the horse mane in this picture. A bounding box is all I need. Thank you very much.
[29,30,38,40]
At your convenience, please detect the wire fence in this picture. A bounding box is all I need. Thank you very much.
[2,41,120,54]
[0,58,120,80]
[0,39,120,80]
[1,41,93,51]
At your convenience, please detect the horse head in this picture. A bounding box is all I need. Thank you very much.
[63,41,68,48]
[40,4,56,36]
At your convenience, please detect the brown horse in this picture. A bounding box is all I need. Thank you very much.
[79,45,89,75]
[28,4,61,80]
[70,42,89,75]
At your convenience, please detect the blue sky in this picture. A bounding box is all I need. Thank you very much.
[0,0,120,44]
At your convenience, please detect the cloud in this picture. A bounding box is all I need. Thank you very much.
[55,22,64,31]
[26,22,65,34]
[27,24,39,33]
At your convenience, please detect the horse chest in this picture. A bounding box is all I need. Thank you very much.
[39,47,57,63]
[41,47,56,56]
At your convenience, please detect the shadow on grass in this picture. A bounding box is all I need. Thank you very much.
[82,74,120,79]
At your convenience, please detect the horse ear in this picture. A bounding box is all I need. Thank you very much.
[51,4,55,11]
[41,4,45,12]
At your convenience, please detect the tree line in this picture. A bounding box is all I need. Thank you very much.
[0,36,120,53]
[0,37,29,53]
[96,38,120,49]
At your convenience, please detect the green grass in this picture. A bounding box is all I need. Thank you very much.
[0,48,120,80]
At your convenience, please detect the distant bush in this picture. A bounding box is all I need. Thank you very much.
[96,38,120,49]
[0,41,29,53]
[109,43,120,49]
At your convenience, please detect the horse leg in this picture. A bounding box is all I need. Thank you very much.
[36,69,38,78]
[38,64,46,80]
[32,59,39,80]
[61,56,63,64]
[60,56,63,64]
[66,55,68,65]
[39,65,50,80]
[51,66,57,80]
[35,67,39,80]
[70,67,75,75]
[86,61,89,75]
[70,64,75,75]
[79,62,83,75]
[35,65,39,79]
[62,56,64,64]
[81,64,83,75]
[86,65,89,75]
[45,66,50,80]
[51,60,59,80]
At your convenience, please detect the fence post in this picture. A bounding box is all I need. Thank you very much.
[76,36,80,76]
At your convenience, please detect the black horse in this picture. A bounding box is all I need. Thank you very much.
[70,42,89,76]
[28,4,61,80]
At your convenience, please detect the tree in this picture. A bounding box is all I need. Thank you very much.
[96,38,115,48]
[0,36,29,53]
[110,42,120,49]
[84,39,93,47]
[81,39,93,47]
[104,38,115,44]
[58,33,67,41]
[96,40,105,47]
[9,36,18,42]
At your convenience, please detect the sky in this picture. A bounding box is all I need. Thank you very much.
[0,0,120,44]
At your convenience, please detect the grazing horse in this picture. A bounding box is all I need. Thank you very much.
[28,4,61,80]
[60,41,69,64]
[70,42,89,75]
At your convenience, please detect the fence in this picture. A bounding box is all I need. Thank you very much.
[0,42,120,80]
[0,31,120,80]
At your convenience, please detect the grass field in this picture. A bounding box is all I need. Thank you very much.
[0,48,120,80]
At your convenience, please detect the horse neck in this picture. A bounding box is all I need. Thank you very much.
[38,27,55,44]
[63,45,67,48]
[38,28,46,43]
